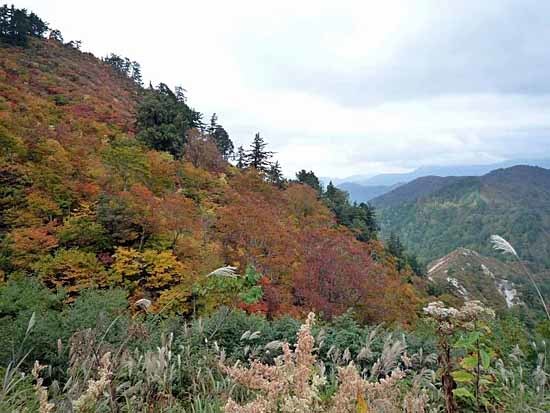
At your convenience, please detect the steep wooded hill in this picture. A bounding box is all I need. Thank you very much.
[0,37,420,324]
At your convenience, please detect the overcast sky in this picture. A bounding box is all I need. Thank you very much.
[18,0,550,178]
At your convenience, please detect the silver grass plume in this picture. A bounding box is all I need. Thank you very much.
[490,235,518,258]
[490,235,550,321]
[206,266,239,278]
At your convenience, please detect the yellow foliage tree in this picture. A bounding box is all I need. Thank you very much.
[33,248,108,296]
[112,247,194,312]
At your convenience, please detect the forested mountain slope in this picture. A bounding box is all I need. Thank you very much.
[373,166,550,267]
[0,35,420,324]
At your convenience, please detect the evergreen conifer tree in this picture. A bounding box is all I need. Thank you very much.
[130,61,143,85]
[48,28,63,42]
[0,5,48,46]
[235,146,246,169]
[245,133,273,173]
[296,169,322,193]
[208,113,234,160]
[136,83,202,158]
[268,161,285,187]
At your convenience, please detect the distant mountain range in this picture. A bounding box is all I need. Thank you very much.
[372,165,550,269]
[336,182,400,204]
[359,159,550,186]
[327,159,550,203]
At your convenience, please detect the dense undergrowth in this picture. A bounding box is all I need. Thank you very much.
[0,279,548,412]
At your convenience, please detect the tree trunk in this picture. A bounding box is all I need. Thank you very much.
[440,338,457,413]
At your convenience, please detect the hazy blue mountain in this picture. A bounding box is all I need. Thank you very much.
[361,159,550,186]
[319,174,373,186]
[323,159,550,189]
[337,182,398,203]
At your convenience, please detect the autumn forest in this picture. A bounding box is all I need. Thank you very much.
[0,5,549,413]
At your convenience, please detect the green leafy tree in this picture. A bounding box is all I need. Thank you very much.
[0,278,64,369]
[101,137,150,191]
[57,216,110,252]
[193,265,265,315]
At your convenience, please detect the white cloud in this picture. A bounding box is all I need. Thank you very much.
[18,0,550,178]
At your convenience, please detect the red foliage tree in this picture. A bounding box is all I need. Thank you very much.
[294,228,373,319]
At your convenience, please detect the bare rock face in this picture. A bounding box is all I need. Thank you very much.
[427,247,523,309]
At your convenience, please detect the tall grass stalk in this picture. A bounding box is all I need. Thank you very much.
[490,235,550,320]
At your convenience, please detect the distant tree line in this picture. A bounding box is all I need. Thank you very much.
[234,133,285,187]
[135,84,284,186]
[0,4,84,50]
[103,53,143,86]
[0,4,48,46]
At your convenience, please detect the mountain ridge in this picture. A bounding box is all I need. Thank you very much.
[372,165,550,270]
[336,159,550,187]
[426,247,528,310]
[330,160,550,203]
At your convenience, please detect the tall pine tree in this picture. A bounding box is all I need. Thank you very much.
[245,133,273,173]
[268,161,284,188]
[235,146,246,169]
[208,113,234,160]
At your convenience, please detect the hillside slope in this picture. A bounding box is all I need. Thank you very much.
[0,38,420,324]
[427,247,524,310]
[373,166,550,268]
[0,38,138,139]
